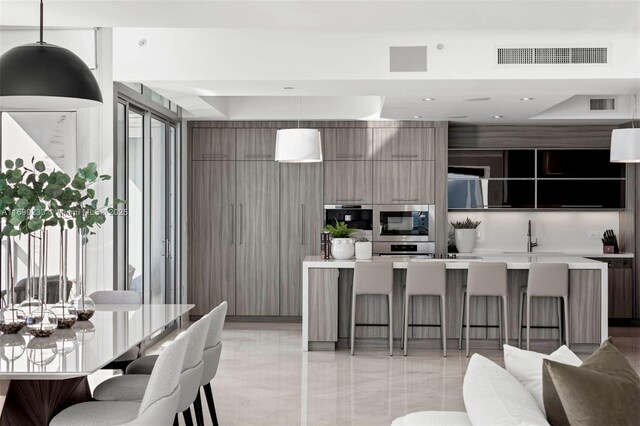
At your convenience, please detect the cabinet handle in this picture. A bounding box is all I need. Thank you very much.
[300,204,304,245]
[335,154,363,159]
[230,204,234,244]
[336,198,363,202]
[201,154,228,159]
[239,204,243,245]
[244,154,273,159]
[391,154,419,158]
[392,198,419,202]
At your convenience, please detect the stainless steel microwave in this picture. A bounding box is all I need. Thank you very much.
[373,205,434,242]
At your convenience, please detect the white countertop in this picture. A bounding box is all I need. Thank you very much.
[303,255,606,269]
[469,251,633,259]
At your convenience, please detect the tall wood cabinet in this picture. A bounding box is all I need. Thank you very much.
[279,164,323,316]
[235,161,280,315]
[189,161,236,315]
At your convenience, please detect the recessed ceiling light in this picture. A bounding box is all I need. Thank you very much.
[520,97,534,101]
[412,115,422,119]
[421,97,436,101]
[283,86,294,90]
[466,97,491,102]
[492,115,503,119]
[448,115,468,119]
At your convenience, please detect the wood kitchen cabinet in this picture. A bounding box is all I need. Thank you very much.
[236,128,278,160]
[191,128,236,160]
[189,161,236,315]
[373,128,435,161]
[279,164,323,316]
[322,128,373,160]
[590,257,634,319]
[235,161,280,316]
[324,161,372,204]
[373,161,435,204]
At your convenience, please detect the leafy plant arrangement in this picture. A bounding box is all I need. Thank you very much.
[450,217,482,229]
[323,220,357,238]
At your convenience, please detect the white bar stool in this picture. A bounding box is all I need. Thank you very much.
[518,263,569,350]
[350,261,394,356]
[458,262,509,357]
[402,261,447,357]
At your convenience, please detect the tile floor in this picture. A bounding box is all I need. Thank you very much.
[90,323,640,426]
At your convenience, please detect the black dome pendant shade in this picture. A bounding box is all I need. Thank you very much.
[0,1,102,109]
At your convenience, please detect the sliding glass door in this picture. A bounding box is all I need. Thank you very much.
[117,98,178,305]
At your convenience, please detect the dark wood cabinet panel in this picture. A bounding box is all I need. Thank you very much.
[537,149,624,178]
[373,161,435,204]
[280,164,323,316]
[322,128,373,160]
[373,128,435,160]
[324,161,372,204]
[537,180,625,209]
[236,128,277,160]
[590,258,634,319]
[191,128,236,160]
[235,162,280,315]
[189,161,236,315]
[449,149,535,178]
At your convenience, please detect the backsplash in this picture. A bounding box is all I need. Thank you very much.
[448,211,621,253]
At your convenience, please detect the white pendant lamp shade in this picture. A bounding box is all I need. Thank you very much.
[275,129,322,163]
[610,128,640,163]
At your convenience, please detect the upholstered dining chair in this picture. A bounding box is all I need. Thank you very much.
[90,290,143,371]
[49,330,188,426]
[92,313,211,426]
[125,301,228,426]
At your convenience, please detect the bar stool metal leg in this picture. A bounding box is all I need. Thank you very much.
[518,289,525,348]
[556,297,562,347]
[497,296,503,350]
[465,293,471,357]
[440,295,447,357]
[403,294,410,356]
[526,294,531,351]
[388,293,393,356]
[563,295,570,348]
[350,293,357,356]
[502,294,509,346]
[458,291,466,351]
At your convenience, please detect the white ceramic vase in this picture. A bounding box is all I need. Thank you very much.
[331,238,355,260]
[355,241,372,260]
[455,229,477,253]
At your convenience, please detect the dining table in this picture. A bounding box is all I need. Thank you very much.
[0,303,194,426]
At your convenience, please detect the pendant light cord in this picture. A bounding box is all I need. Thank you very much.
[39,0,44,44]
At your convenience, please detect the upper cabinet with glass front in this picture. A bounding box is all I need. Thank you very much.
[448,148,626,210]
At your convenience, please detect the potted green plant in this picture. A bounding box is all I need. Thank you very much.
[450,217,482,253]
[323,220,357,259]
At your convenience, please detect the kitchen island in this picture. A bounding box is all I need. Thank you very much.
[301,255,608,352]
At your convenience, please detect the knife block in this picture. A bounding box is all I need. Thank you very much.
[603,245,617,254]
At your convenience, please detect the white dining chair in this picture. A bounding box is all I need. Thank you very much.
[125,301,228,426]
[92,314,211,426]
[50,330,188,426]
[90,290,143,371]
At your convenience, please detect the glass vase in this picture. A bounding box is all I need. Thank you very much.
[26,306,57,338]
[51,230,76,328]
[18,233,42,317]
[27,336,57,366]
[0,333,26,363]
[0,237,26,334]
[70,232,95,321]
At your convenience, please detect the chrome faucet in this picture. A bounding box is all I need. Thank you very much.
[527,220,538,253]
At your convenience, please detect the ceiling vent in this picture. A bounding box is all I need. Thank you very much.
[390,46,427,72]
[589,97,617,111]
[497,47,608,65]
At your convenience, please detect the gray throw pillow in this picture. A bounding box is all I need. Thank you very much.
[542,338,640,426]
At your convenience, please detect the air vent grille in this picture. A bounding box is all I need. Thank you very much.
[497,47,608,65]
[590,98,616,111]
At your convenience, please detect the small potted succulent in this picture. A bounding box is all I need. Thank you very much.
[323,220,357,260]
[451,217,482,253]
[354,237,372,260]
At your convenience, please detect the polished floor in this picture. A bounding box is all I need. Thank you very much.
[91,323,640,426]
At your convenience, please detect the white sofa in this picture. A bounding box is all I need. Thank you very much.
[392,345,582,426]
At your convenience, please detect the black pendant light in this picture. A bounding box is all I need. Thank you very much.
[0,0,103,109]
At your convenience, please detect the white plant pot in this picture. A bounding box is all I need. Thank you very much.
[455,229,477,253]
[355,241,372,260]
[331,238,355,260]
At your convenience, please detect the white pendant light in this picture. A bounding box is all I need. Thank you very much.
[275,97,322,163]
[611,94,640,163]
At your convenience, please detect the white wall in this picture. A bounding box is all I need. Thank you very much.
[448,211,621,253]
